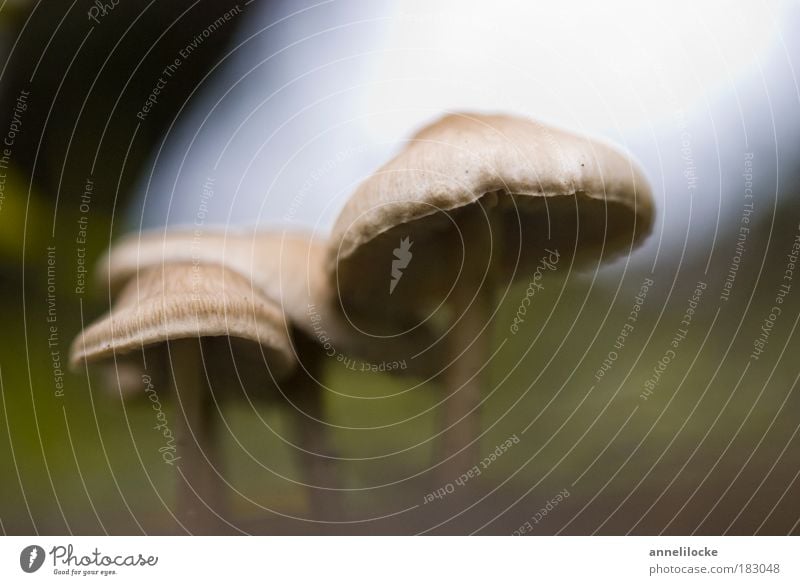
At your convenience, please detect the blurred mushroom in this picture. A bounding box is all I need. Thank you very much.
[327,112,654,481]
[101,229,439,376]
[95,228,438,523]
[70,262,295,533]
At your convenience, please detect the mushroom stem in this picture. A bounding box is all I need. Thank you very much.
[171,338,227,534]
[295,383,341,527]
[439,201,498,484]
[290,338,341,528]
[441,278,491,481]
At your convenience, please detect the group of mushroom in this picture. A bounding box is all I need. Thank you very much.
[70,112,654,533]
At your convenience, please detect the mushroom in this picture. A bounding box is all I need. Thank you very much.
[93,228,438,523]
[327,112,655,481]
[70,262,295,533]
[101,229,439,376]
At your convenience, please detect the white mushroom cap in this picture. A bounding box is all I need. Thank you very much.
[328,112,655,328]
[70,262,295,380]
[97,229,324,339]
[96,229,441,378]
